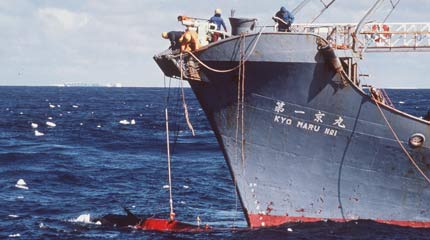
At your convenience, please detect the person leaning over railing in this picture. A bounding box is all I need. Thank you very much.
[273,6,295,32]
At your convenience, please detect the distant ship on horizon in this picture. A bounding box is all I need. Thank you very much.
[61,82,122,88]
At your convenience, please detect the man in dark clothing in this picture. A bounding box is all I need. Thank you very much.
[274,6,295,32]
[209,8,227,42]
[162,31,184,50]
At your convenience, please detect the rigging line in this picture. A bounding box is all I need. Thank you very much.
[310,0,336,24]
[180,53,196,136]
[186,27,265,74]
[373,97,430,184]
[240,35,246,170]
[383,0,401,23]
[233,33,244,229]
[292,0,312,16]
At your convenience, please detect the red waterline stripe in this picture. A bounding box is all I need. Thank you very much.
[248,214,430,228]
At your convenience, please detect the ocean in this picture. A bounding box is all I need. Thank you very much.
[1,86,430,239]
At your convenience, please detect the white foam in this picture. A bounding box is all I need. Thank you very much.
[80,123,83,126]
[72,105,79,108]
[34,130,44,137]
[39,222,47,229]
[119,120,130,125]
[15,179,29,190]
[31,123,38,129]
[46,121,56,127]
[70,213,92,224]
[95,221,102,225]
[287,228,293,232]
[57,104,61,108]
[8,214,19,218]
[16,195,24,199]
[59,113,63,117]
[130,119,136,125]
[48,117,53,120]
[183,185,189,189]
[19,112,23,115]
[49,104,55,108]
[139,114,143,117]
[399,101,405,104]
[97,125,101,128]
[163,185,170,189]
[8,233,20,238]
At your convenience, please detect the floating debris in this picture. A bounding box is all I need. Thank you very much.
[34,130,44,137]
[8,233,20,238]
[49,104,55,108]
[163,185,170,189]
[15,179,28,190]
[130,119,136,125]
[119,120,130,125]
[46,121,56,128]
[287,228,293,232]
[72,105,79,108]
[48,117,53,120]
[183,185,190,189]
[31,123,38,129]
[97,125,101,128]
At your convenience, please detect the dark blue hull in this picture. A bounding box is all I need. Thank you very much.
[155,33,430,228]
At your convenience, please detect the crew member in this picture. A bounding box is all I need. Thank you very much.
[162,31,184,51]
[274,6,295,32]
[179,28,200,52]
[209,8,227,42]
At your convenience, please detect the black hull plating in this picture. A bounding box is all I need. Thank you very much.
[157,33,430,228]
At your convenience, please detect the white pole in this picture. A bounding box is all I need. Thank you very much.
[165,108,175,221]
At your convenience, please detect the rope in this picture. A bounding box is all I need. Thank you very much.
[232,33,245,229]
[165,108,175,221]
[240,35,246,169]
[373,96,430,184]
[179,54,196,136]
[186,28,265,73]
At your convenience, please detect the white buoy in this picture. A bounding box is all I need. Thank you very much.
[34,130,44,137]
[15,179,28,190]
[119,120,130,125]
[130,119,136,125]
[31,123,38,129]
[46,121,56,127]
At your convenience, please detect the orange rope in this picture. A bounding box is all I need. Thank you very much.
[373,97,430,184]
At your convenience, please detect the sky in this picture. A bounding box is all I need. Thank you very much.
[0,0,429,88]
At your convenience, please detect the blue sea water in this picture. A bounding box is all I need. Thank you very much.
[1,86,430,239]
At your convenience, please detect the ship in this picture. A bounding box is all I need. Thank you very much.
[154,2,430,228]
